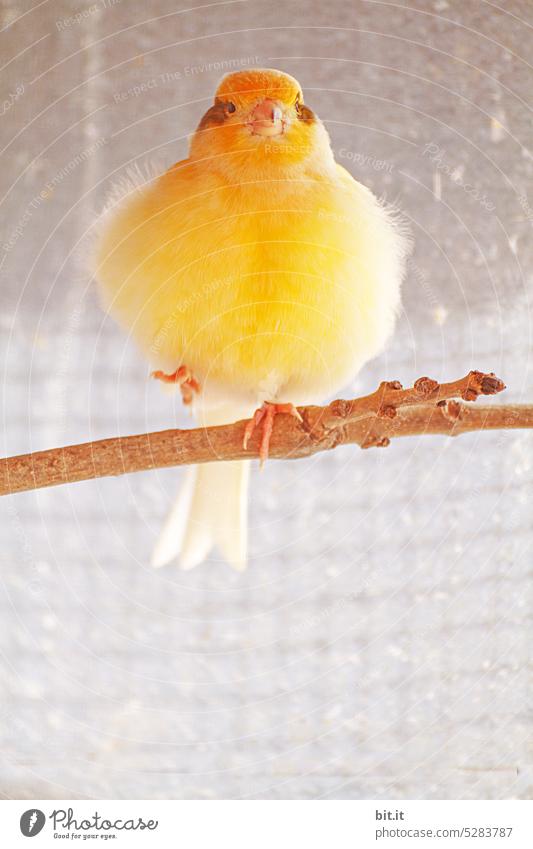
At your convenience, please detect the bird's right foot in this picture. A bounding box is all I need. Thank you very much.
[243,401,302,467]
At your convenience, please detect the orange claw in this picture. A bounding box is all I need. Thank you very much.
[151,365,200,405]
[243,402,302,467]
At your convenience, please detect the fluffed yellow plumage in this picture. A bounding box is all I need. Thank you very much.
[94,68,409,570]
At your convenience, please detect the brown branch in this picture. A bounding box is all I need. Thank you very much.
[1,370,531,497]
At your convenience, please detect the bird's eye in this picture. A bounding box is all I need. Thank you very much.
[226,102,236,113]
[294,96,302,115]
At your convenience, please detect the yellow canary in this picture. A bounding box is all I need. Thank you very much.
[94,68,409,571]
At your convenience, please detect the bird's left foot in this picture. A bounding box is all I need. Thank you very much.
[151,365,200,405]
[243,402,302,466]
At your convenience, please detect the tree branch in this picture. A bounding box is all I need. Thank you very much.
[1,371,531,497]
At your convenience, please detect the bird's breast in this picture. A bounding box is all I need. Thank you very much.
[97,172,403,403]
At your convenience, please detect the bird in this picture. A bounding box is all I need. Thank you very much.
[93,68,409,571]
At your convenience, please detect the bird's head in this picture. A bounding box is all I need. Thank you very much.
[189,69,334,177]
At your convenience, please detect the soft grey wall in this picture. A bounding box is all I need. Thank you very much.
[1,0,531,799]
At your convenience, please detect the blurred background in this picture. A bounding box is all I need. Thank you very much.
[1,0,532,800]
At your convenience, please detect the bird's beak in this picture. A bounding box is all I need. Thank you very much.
[249,98,285,137]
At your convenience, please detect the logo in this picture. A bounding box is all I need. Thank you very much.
[20,809,45,837]
[19,806,159,838]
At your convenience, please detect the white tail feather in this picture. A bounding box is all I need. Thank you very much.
[151,466,197,569]
[151,402,253,570]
